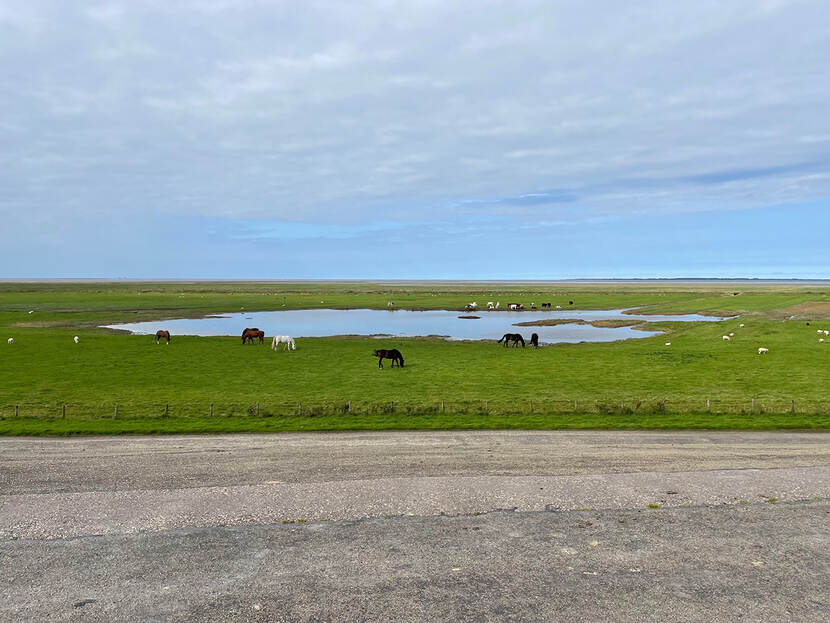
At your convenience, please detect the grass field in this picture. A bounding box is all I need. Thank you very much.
[2,281,830,435]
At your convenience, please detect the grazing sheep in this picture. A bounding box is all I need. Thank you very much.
[495,302,500,309]
[758,347,769,354]
[7,338,12,344]
[739,323,744,328]
[387,301,394,308]
[729,332,734,337]
[820,339,825,343]
[487,301,494,309]
[73,336,79,344]
[665,342,671,346]
[818,330,823,334]
[555,305,562,309]
[824,331,829,336]
[722,335,731,341]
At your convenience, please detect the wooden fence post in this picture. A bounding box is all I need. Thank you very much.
[210,403,214,417]
[113,404,118,419]
[791,399,795,413]
[441,400,444,413]
[574,400,578,411]
[165,403,169,417]
[62,404,66,418]
[485,400,488,413]
[15,405,19,417]
[706,399,710,412]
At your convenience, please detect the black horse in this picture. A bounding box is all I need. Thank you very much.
[498,333,525,347]
[374,348,404,368]
[530,333,539,348]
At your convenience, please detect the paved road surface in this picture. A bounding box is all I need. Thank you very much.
[2,430,829,621]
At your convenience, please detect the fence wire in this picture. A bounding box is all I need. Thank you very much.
[3,397,829,420]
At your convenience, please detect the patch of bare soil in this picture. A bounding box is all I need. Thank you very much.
[513,318,584,327]
[587,319,643,328]
[775,301,830,321]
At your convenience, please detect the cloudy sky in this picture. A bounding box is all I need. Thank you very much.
[1,0,829,278]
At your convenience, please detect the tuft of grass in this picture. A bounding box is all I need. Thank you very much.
[647,504,661,509]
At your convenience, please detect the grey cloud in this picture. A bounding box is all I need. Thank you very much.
[1,0,828,229]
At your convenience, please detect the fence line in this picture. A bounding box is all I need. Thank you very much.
[2,397,829,420]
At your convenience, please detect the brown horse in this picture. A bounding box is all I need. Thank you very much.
[155,330,171,344]
[242,328,264,344]
[373,348,404,368]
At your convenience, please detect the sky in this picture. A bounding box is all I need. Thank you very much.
[1,0,829,279]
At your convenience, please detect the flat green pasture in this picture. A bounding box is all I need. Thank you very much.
[1,281,830,434]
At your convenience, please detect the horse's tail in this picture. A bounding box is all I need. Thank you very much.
[498,334,505,343]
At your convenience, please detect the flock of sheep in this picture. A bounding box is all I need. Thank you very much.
[7,336,79,345]
[714,322,770,354]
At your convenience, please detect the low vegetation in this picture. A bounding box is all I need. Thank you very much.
[2,281,830,435]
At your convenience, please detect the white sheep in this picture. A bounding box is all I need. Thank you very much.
[729,332,734,337]
[820,339,825,343]
[7,338,13,344]
[758,347,769,355]
[722,335,731,341]
[387,301,394,308]
[665,342,671,346]
[487,301,495,310]
[739,323,744,328]
[824,331,828,336]
[73,336,79,344]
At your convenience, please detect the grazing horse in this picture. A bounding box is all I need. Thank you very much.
[530,333,539,348]
[155,330,171,344]
[498,333,525,347]
[541,303,551,309]
[242,328,264,344]
[373,348,404,368]
[271,335,296,351]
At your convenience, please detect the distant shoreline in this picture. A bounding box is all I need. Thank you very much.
[2,278,830,285]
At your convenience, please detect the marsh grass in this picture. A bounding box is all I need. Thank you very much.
[3,282,830,435]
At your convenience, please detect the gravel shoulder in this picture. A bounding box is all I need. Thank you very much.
[2,430,829,622]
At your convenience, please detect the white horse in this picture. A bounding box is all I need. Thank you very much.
[272,335,296,351]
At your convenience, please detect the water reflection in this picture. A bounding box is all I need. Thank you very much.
[104,308,727,345]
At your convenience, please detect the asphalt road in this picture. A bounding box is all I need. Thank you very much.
[2,430,829,622]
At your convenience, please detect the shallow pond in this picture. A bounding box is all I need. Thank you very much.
[104,308,727,345]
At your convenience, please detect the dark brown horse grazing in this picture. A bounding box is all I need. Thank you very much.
[242,328,265,344]
[373,348,404,368]
[155,330,171,344]
[530,333,539,348]
[498,333,525,347]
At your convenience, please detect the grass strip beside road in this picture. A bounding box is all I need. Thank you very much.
[3,412,830,436]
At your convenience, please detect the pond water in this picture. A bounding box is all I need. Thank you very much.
[104,308,728,345]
